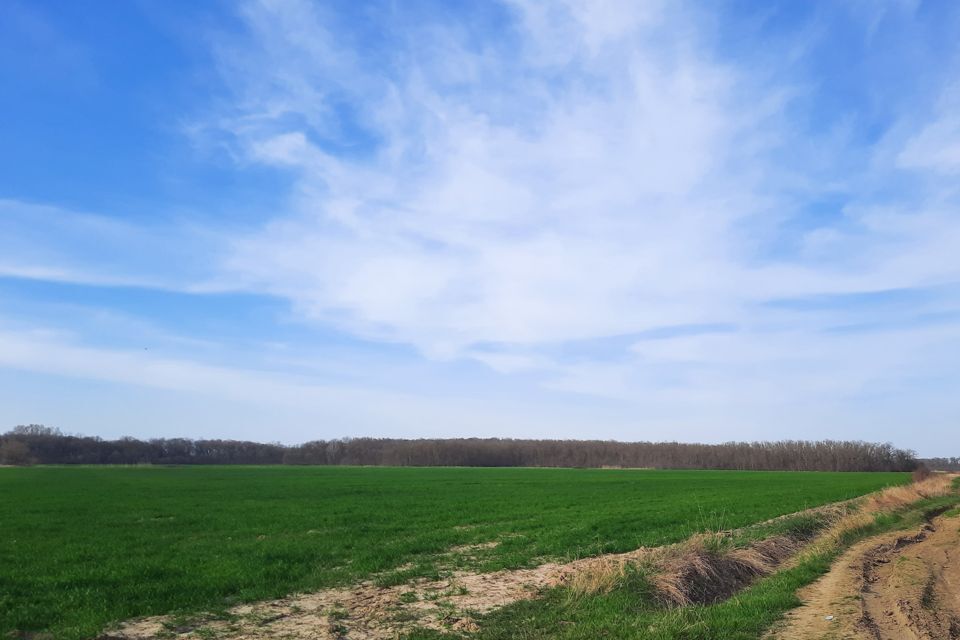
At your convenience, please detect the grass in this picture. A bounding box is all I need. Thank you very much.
[454,492,960,640]
[0,465,908,639]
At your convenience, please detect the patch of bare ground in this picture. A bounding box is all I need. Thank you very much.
[448,540,499,558]
[105,476,958,640]
[769,512,960,640]
[105,563,564,640]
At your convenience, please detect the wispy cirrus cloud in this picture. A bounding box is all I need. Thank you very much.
[208,1,960,361]
[0,199,224,291]
[213,0,778,354]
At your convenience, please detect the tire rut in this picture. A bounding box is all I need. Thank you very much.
[770,512,960,640]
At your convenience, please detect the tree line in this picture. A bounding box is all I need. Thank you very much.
[0,424,919,471]
[921,457,960,471]
[0,425,286,466]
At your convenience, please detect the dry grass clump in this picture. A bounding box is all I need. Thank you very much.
[866,473,952,510]
[569,530,805,607]
[648,540,721,606]
[648,533,809,606]
[566,554,637,595]
[726,535,804,575]
[810,473,955,553]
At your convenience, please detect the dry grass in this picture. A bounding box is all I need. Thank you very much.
[566,554,637,595]
[726,535,803,574]
[808,473,955,554]
[646,533,808,606]
[648,543,719,606]
[569,530,801,606]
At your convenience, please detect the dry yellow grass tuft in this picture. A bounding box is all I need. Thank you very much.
[806,472,955,555]
[648,542,718,606]
[569,529,788,606]
[566,554,634,595]
[726,535,803,574]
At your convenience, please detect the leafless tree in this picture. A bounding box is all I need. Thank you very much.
[3,426,920,472]
[0,439,33,466]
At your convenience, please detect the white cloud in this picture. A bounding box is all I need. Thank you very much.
[209,0,960,369]
[0,199,222,291]
[898,85,960,174]
[213,0,771,355]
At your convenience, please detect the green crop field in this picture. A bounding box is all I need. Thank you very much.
[0,466,909,639]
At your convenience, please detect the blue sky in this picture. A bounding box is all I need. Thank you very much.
[2,0,959,455]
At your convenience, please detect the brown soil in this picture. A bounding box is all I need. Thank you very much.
[769,513,960,640]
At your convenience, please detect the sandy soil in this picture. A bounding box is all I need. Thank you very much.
[769,513,960,640]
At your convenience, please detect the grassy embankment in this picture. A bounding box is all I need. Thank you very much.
[437,474,960,640]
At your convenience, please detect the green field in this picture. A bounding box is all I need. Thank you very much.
[0,466,909,639]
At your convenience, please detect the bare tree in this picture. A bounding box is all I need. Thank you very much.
[2,425,920,472]
[0,439,33,466]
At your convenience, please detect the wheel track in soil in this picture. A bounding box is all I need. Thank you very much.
[769,509,960,640]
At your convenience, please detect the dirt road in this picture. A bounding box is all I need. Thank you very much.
[770,513,960,640]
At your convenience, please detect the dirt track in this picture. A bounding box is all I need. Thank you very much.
[770,513,960,640]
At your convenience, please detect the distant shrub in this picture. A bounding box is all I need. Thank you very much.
[911,464,932,483]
